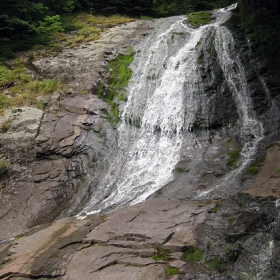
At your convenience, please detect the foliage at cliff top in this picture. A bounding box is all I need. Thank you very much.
[237,0,280,81]
[0,0,235,61]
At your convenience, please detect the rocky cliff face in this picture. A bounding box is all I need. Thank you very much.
[1,9,280,280]
[0,20,149,239]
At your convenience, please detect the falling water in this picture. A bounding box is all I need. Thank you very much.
[197,6,264,198]
[79,4,263,215]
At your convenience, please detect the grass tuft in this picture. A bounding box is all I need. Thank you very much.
[0,63,64,112]
[152,248,170,261]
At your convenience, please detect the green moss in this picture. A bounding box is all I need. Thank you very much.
[186,11,213,28]
[14,233,24,240]
[245,165,258,175]
[227,150,241,168]
[98,47,134,125]
[181,247,203,262]
[152,248,170,261]
[165,266,179,275]
[245,157,265,175]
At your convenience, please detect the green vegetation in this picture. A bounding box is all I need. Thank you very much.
[0,60,64,113]
[235,192,250,207]
[245,157,264,175]
[206,258,229,272]
[98,47,134,125]
[153,0,235,17]
[213,201,221,213]
[60,14,135,48]
[230,218,236,228]
[14,233,25,240]
[0,65,16,90]
[204,244,240,272]
[181,247,203,262]
[165,266,180,275]
[0,119,11,134]
[36,101,47,110]
[0,0,236,61]
[227,150,241,168]
[0,158,10,170]
[226,249,239,262]
[275,168,280,174]
[186,11,213,28]
[152,248,170,261]
[237,0,280,82]
[175,167,186,173]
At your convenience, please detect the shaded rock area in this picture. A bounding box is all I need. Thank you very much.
[0,20,150,240]
[0,96,111,240]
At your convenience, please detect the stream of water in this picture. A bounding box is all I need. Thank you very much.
[79,4,263,216]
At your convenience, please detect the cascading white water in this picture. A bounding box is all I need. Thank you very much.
[79,4,263,216]
[80,14,212,215]
[197,6,264,198]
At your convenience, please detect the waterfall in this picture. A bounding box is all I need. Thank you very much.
[197,7,264,198]
[79,4,263,216]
